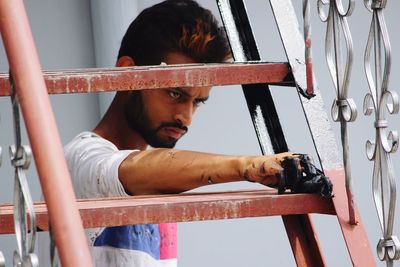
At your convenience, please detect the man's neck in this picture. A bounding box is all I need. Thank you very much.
[93,93,148,151]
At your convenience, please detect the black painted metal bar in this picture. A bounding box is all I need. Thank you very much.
[217,1,327,265]
[219,0,288,154]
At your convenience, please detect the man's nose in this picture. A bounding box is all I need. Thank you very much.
[174,103,193,127]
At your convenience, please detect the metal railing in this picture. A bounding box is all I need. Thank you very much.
[318,0,357,225]
[363,0,400,265]
[0,0,92,266]
[9,74,38,266]
[1,0,395,265]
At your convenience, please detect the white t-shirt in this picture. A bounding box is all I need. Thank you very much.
[39,132,177,267]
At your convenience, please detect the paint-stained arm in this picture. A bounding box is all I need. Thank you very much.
[119,149,296,195]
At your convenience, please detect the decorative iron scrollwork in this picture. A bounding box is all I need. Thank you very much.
[9,74,38,267]
[363,0,400,263]
[317,0,357,122]
[318,0,357,224]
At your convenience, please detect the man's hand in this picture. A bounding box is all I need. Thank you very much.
[240,153,333,198]
[278,154,333,198]
[239,152,298,186]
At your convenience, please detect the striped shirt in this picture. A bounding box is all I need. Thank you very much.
[65,132,177,267]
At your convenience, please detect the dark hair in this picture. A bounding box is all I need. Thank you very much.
[118,0,231,65]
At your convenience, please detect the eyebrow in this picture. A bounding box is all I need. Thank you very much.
[196,96,209,102]
[173,87,209,102]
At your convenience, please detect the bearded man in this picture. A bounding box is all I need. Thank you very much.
[55,1,298,266]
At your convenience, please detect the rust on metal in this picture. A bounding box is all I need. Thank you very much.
[282,215,327,267]
[0,62,292,96]
[0,189,334,234]
[326,169,376,266]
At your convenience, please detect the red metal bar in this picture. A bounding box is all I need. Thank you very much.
[326,169,376,266]
[0,62,292,96]
[0,189,335,234]
[281,170,376,266]
[282,215,327,266]
[0,1,92,266]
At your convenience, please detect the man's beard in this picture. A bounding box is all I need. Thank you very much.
[124,91,187,148]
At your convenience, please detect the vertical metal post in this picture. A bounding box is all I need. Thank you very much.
[9,74,38,266]
[317,0,357,225]
[363,0,400,264]
[303,0,314,96]
[0,1,92,266]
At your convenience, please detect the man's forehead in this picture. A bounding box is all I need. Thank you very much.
[163,52,196,65]
[161,52,212,98]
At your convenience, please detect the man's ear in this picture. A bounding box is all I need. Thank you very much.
[116,56,135,67]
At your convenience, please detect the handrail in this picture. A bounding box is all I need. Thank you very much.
[0,0,92,266]
[0,62,292,96]
[0,189,335,234]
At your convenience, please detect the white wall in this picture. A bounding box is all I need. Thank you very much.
[1,0,400,266]
[90,0,139,116]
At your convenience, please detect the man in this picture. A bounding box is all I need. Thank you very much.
[43,1,300,266]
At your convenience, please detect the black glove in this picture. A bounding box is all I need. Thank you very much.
[278,154,333,198]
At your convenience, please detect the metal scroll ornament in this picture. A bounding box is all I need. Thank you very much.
[363,0,400,263]
[9,74,38,267]
[318,0,357,224]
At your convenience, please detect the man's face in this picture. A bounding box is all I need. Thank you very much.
[124,52,212,148]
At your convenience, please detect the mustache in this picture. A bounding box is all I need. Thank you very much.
[157,122,188,133]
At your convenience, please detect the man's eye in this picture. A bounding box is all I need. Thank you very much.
[169,91,181,99]
[194,99,206,107]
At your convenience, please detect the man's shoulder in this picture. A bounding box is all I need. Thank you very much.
[64,131,132,198]
[65,131,116,153]
[64,131,120,166]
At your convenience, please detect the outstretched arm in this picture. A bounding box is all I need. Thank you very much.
[118,149,295,195]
